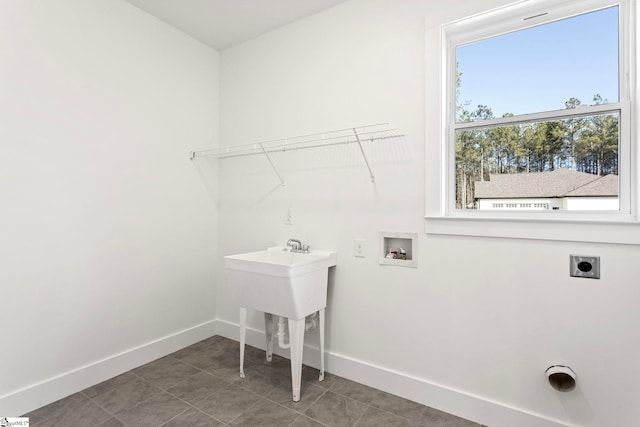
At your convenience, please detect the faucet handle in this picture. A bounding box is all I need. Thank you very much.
[287,238,301,249]
[302,244,310,253]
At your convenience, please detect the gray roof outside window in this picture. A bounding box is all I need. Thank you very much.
[474,169,618,199]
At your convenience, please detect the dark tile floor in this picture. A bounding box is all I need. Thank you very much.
[24,336,484,427]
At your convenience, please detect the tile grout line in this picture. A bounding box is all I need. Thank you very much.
[288,412,332,427]
[262,383,328,417]
[225,394,264,425]
[140,339,269,425]
[322,379,417,427]
[156,405,193,427]
[296,387,331,426]
[159,380,231,425]
[89,369,206,426]
[84,372,163,427]
[132,366,234,426]
[77,390,129,427]
[369,401,421,425]
[187,405,232,426]
[327,387,421,426]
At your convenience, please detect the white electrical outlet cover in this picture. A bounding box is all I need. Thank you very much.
[354,239,365,257]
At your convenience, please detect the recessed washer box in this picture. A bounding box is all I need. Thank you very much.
[379,232,418,268]
[570,255,600,279]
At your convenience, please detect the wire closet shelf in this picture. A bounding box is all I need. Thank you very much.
[189,123,404,185]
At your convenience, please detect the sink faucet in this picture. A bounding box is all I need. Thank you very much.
[286,239,310,253]
[287,239,301,250]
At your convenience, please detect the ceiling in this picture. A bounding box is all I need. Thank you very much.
[125,0,350,50]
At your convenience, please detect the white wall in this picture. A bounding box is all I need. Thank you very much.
[0,0,219,415]
[565,197,620,210]
[218,0,640,426]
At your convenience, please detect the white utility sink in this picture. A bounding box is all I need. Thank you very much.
[224,245,337,402]
[224,246,337,319]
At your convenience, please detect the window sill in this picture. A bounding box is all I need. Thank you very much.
[425,216,640,245]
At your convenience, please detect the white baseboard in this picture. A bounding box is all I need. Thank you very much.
[0,319,217,417]
[3,318,571,427]
[216,318,570,427]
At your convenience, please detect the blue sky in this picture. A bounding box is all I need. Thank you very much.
[456,6,619,119]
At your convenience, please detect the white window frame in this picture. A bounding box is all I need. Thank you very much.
[439,0,636,223]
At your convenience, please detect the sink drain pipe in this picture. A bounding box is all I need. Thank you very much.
[277,316,290,349]
[276,313,319,350]
[305,312,318,332]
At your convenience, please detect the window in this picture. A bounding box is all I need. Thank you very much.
[442,0,633,220]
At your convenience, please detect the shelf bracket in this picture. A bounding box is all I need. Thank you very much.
[259,143,285,186]
[353,128,375,183]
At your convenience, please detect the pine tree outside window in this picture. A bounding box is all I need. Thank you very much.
[441,0,634,221]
